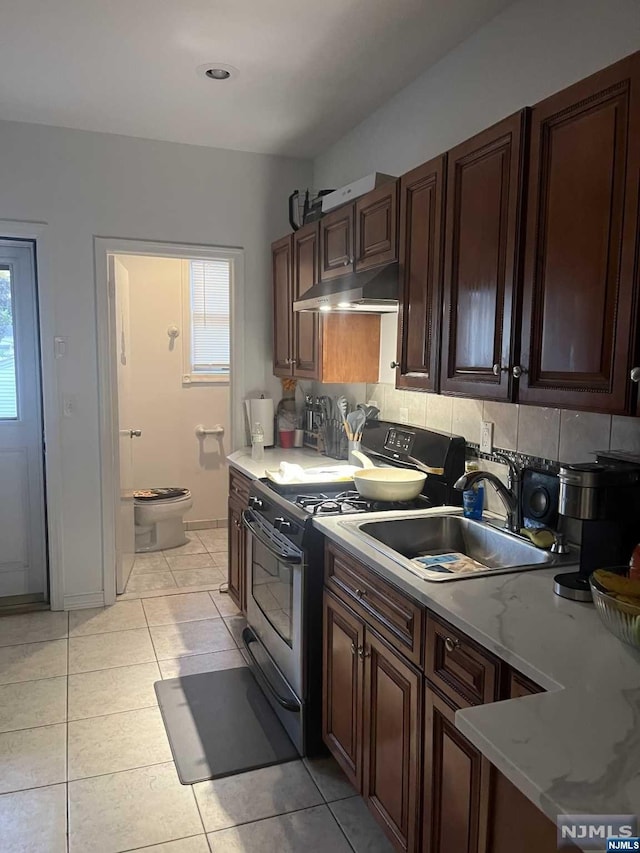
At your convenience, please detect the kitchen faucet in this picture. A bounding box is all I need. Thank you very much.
[454,453,522,534]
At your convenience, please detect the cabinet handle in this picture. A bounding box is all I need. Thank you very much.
[390,361,400,369]
[444,636,460,653]
[350,642,357,656]
[290,359,296,366]
[357,645,370,660]
[343,259,350,266]
[512,365,528,379]
[354,588,367,598]
[492,364,509,376]
[631,367,640,383]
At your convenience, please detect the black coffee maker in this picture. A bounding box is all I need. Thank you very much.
[553,456,640,601]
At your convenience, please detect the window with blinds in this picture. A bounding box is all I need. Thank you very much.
[185,258,231,380]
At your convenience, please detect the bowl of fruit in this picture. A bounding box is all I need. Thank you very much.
[590,568,640,649]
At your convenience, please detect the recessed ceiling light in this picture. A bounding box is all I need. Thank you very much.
[197,63,238,82]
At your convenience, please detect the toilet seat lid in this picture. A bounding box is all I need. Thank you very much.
[134,487,190,502]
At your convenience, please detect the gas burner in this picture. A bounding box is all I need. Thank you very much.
[295,491,370,515]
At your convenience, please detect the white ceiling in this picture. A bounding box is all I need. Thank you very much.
[0,0,513,158]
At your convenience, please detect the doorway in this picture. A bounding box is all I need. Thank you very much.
[97,240,244,600]
[0,240,48,605]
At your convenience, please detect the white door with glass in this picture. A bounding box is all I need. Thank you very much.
[0,241,47,600]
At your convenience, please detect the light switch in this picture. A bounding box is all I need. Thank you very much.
[54,337,68,358]
[62,394,76,418]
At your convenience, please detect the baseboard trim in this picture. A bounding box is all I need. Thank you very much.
[186,518,227,530]
[64,592,105,610]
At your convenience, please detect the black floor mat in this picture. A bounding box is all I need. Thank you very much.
[155,666,299,784]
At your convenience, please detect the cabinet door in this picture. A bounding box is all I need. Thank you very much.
[395,155,446,391]
[519,53,640,413]
[227,499,245,611]
[272,235,293,377]
[363,629,421,853]
[423,686,491,853]
[292,223,320,379]
[320,204,355,281]
[441,111,527,400]
[322,591,364,789]
[488,671,559,853]
[355,182,398,272]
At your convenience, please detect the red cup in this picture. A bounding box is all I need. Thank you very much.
[279,430,295,448]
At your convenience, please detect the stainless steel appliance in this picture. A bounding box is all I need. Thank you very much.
[553,459,640,601]
[241,421,465,755]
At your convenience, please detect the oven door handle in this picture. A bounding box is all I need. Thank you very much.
[242,627,301,713]
[242,509,302,565]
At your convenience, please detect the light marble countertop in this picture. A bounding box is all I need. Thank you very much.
[314,508,640,830]
[227,447,352,480]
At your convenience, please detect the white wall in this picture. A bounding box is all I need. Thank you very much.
[314,0,640,502]
[121,255,230,525]
[315,0,640,186]
[0,120,311,606]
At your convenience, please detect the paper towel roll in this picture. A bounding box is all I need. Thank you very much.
[245,398,275,447]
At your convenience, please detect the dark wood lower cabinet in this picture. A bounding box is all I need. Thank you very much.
[423,686,491,853]
[322,553,561,853]
[322,591,363,789]
[227,497,245,611]
[363,630,421,852]
[323,591,421,852]
[488,770,559,853]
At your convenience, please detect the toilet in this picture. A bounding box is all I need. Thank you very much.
[134,488,193,552]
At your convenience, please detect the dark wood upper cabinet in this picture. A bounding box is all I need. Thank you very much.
[355,181,398,271]
[395,155,446,391]
[363,629,422,853]
[272,235,293,377]
[440,111,528,401]
[322,591,364,790]
[519,52,640,413]
[292,222,320,379]
[320,204,355,281]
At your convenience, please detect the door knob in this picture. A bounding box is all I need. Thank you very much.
[129,429,142,438]
[492,364,509,376]
[512,365,528,379]
[357,645,370,660]
[631,367,640,383]
[390,361,400,369]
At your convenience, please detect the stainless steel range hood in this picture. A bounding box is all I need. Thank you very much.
[293,262,399,313]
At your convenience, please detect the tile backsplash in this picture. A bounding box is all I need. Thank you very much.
[364,383,640,518]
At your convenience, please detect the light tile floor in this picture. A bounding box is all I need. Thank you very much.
[0,532,393,852]
[118,531,229,601]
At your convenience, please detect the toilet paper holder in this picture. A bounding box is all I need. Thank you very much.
[195,424,225,438]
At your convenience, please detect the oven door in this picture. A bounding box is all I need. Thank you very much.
[242,509,305,701]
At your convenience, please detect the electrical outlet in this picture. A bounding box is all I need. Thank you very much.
[480,421,494,453]
[399,407,409,423]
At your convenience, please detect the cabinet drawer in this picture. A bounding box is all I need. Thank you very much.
[426,615,500,709]
[229,468,251,507]
[325,542,424,666]
[508,669,543,699]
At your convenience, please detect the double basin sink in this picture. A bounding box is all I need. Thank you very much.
[340,513,576,582]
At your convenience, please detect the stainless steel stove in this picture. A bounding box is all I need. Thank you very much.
[240,420,466,756]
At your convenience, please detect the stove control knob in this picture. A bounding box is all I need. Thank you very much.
[248,496,263,510]
[274,517,292,532]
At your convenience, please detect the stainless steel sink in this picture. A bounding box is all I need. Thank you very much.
[340,513,576,582]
